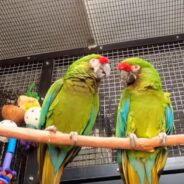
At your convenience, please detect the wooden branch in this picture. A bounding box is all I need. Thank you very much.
[0,125,184,151]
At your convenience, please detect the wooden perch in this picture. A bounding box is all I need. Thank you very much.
[0,125,184,151]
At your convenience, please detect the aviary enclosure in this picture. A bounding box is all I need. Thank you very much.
[0,0,184,183]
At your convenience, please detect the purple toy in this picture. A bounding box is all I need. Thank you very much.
[20,139,37,150]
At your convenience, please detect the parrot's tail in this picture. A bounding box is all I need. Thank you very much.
[119,149,167,184]
[40,149,64,184]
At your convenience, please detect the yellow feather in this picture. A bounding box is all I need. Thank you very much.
[41,150,64,184]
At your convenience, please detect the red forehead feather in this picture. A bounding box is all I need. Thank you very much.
[99,56,109,64]
[117,62,132,72]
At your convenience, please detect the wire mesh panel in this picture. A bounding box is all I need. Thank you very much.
[0,62,43,93]
[1,0,93,60]
[1,0,184,60]
[52,41,184,168]
[0,0,184,183]
[0,61,43,183]
[85,0,184,45]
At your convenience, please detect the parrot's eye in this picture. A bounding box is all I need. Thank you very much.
[127,73,137,85]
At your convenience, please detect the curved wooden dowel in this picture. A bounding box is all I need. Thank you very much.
[0,125,184,151]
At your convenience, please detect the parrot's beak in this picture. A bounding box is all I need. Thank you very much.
[102,63,111,78]
[120,70,137,86]
[94,63,111,79]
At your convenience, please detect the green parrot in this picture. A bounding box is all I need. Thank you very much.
[38,54,111,184]
[116,57,174,184]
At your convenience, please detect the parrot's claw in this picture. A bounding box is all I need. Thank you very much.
[70,131,78,145]
[159,132,167,145]
[129,133,137,148]
[45,125,57,133]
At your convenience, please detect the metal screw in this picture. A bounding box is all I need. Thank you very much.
[29,176,34,181]
[27,56,31,60]
[176,35,179,39]
[99,46,103,50]
[46,61,50,65]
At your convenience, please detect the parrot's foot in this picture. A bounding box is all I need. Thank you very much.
[159,132,167,145]
[129,133,137,148]
[45,125,57,133]
[70,131,78,146]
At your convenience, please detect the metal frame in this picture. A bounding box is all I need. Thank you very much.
[1,34,184,65]
[1,34,184,184]
[62,157,184,183]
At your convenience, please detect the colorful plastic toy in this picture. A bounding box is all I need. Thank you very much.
[20,106,41,150]
[0,138,17,184]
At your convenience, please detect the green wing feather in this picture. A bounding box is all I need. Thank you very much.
[38,78,63,129]
[64,92,99,166]
[116,90,130,138]
[38,78,63,180]
[39,77,99,175]
[47,81,99,172]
